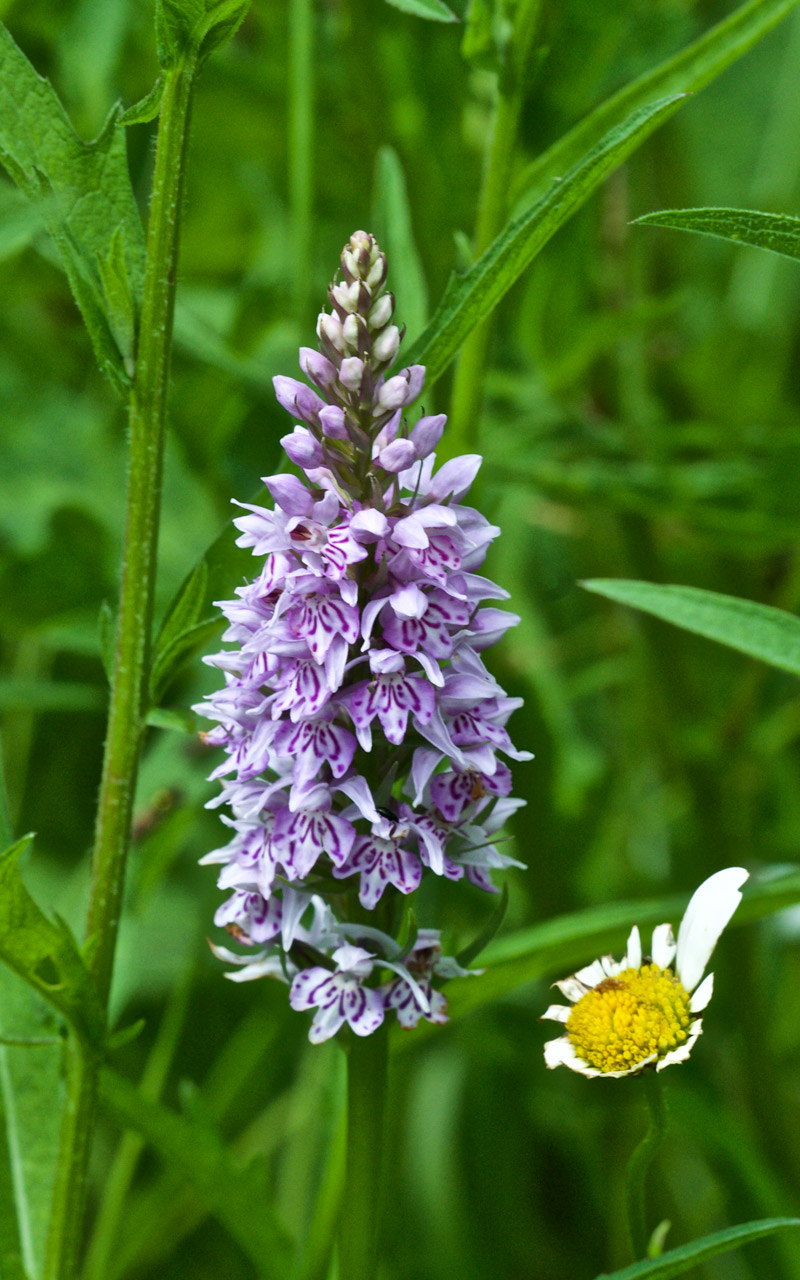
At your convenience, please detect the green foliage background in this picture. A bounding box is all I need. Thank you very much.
[3,0,800,1276]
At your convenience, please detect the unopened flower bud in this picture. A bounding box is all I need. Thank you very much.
[410,414,446,458]
[366,256,387,291]
[317,312,345,353]
[372,324,399,364]
[319,405,348,439]
[340,357,365,391]
[281,427,324,469]
[376,438,417,472]
[273,375,324,423]
[342,313,361,351]
[375,374,411,414]
[332,280,363,314]
[299,347,337,389]
[368,294,394,331]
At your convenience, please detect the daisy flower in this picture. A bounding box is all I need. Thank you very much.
[542,867,748,1078]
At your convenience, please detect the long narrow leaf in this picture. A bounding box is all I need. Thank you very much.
[512,0,800,212]
[635,207,800,262]
[582,580,800,677]
[99,1067,292,1279]
[595,1217,800,1280]
[403,95,683,383]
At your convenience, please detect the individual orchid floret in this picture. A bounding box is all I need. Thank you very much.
[289,944,385,1044]
[380,930,480,1029]
[197,230,528,1043]
[542,867,748,1078]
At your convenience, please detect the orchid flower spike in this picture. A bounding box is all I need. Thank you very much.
[196,230,528,1042]
[541,867,749,1078]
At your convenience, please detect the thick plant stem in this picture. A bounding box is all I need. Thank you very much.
[448,0,543,454]
[87,54,197,1007]
[339,1029,389,1280]
[44,56,197,1280]
[625,1071,668,1261]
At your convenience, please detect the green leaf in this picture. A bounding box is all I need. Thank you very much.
[403,95,684,384]
[98,1067,292,1278]
[635,206,800,264]
[149,561,216,704]
[119,76,166,126]
[511,0,800,213]
[594,1218,800,1280]
[0,837,104,1049]
[384,0,458,20]
[581,580,800,677]
[0,973,64,1280]
[155,0,250,69]
[96,224,136,376]
[371,147,429,346]
[150,618,221,705]
[0,25,145,393]
[145,707,197,734]
[456,883,508,968]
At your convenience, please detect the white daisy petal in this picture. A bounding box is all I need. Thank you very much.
[554,976,589,1003]
[676,867,748,992]
[600,953,622,977]
[689,972,714,1013]
[541,1004,571,1024]
[650,922,676,970]
[544,1036,600,1077]
[625,925,642,970]
[574,959,607,988]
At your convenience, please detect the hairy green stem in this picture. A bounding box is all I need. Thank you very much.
[44,55,197,1280]
[339,1029,389,1280]
[625,1071,668,1261]
[448,0,543,454]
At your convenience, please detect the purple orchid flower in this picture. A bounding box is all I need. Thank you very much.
[197,231,528,1042]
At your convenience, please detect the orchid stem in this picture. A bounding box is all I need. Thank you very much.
[339,1028,389,1280]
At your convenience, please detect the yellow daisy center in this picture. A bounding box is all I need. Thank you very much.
[566,964,692,1073]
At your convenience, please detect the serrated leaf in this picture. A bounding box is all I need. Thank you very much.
[511,0,800,214]
[156,0,250,69]
[403,95,684,384]
[384,0,458,20]
[0,26,145,392]
[119,76,166,125]
[371,148,429,346]
[98,1067,292,1277]
[96,223,136,374]
[635,206,800,263]
[594,1218,800,1280]
[582,580,800,677]
[456,883,508,968]
[0,973,64,1280]
[0,837,104,1049]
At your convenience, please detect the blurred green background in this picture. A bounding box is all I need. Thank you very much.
[3,0,800,1276]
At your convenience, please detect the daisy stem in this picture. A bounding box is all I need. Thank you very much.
[625,1071,668,1260]
[43,54,197,1280]
[339,1027,389,1280]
